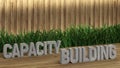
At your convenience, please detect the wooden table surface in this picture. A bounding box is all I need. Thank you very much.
[0,44,120,68]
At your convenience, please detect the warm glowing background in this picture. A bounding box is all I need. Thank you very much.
[0,0,120,34]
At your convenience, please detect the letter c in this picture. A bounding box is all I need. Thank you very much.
[3,44,12,59]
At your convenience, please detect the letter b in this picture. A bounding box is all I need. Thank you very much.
[60,49,70,64]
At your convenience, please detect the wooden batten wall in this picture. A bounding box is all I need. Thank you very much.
[0,0,120,34]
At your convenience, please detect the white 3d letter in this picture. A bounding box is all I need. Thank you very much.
[89,46,97,62]
[109,44,117,59]
[36,42,44,56]
[69,48,78,63]
[28,42,37,56]
[60,49,70,64]
[20,43,29,57]
[12,44,20,58]
[3,44,12,59]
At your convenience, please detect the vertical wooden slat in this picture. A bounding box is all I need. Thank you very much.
[85,0,88,26]
[75,0,80,26]
[81,0,86,26]
[93,0,95,27]
[45,0,47,30]
[79,0,82,26]
[5,0,10,33]
[26,0,28,32]
[0,0,2,30]
[109,0,113,26]
[64,0,66,30]
[111,0,114,25]
[17,0,20,34]
[90,0,93,27]
[13,0,17,34]
[80,0,83,25]
[108,0,110,26]
[116,0,118,24]
[37,0,40,30]
[38,0,41,31]
[31,0,34,31]
[22,0,28,33]
[65,0,71,29]
[90,0,95,27]
[117,0,120,24]
[33,0,38,32]
[11,0,15,33]
[20,0,23,33]
[28,0,31,32]
[60,0,65,31]
[70,0,76,26]
[54,0,57,29]
[50,0,55,30]
[97,0,100,27]
[113,0,117,25]
[84,1,88,26]
[100,0,104,27]
[28,0,33,32]
[39,0,45,31]
[104,0,109,26]
[86,0,91,26]
[50,0,53,30]
[45,0,50,30]
[98,0,100,27]
[1,0,5,31]
[56,0,61,29]
[5,0,7,32]
[95,0,100,27]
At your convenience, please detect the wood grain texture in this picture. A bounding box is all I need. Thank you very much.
[0,0,5,31]
[0,0,120,33]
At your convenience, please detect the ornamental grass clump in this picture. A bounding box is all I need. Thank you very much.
[0,24,120,52]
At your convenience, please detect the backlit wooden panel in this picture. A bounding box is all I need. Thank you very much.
[0,0,120,34]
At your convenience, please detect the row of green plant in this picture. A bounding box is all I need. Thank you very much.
[0,24,120,52]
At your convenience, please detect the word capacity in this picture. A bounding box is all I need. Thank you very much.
[3,40,61,59]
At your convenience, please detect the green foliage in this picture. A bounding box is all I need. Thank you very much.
[0,24,120,52]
